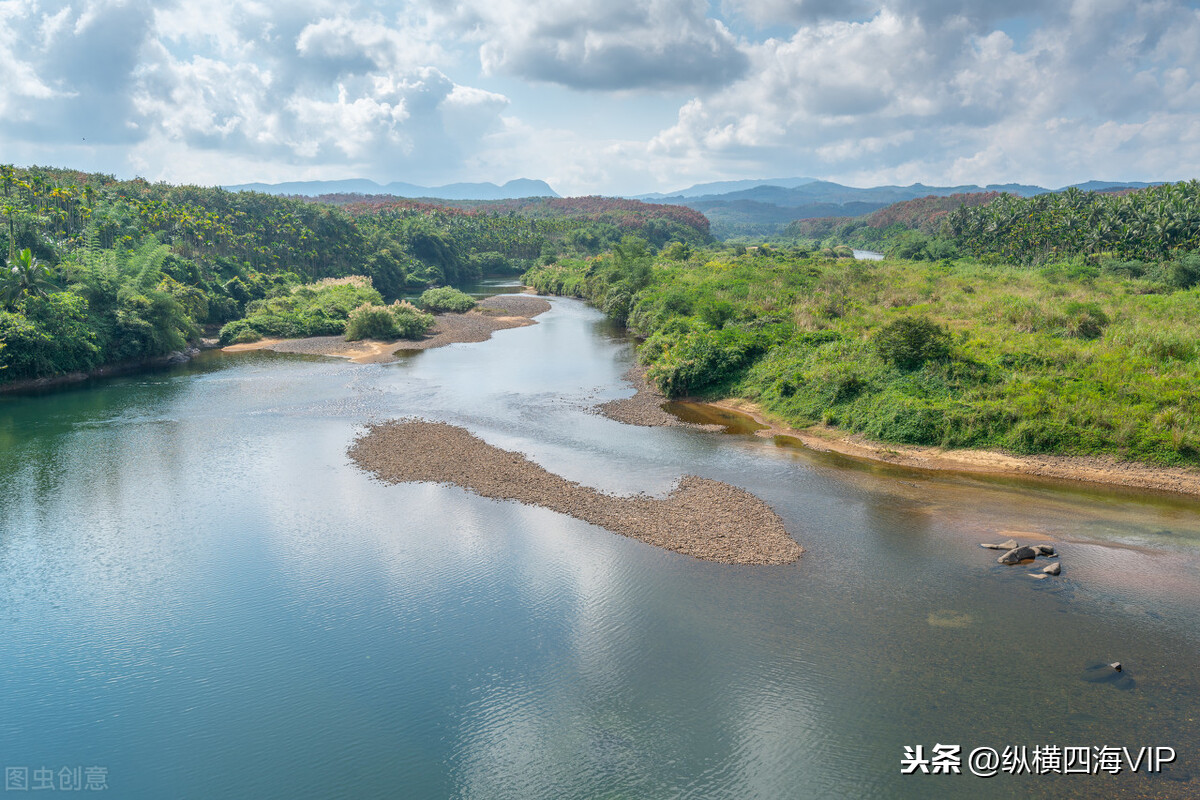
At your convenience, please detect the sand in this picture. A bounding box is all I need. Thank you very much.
[223,295,551,364]
[591,364,1200,497]
[348,420,803,565]
[712,399,1200,497]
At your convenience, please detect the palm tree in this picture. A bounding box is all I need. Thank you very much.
[2,248,57,309]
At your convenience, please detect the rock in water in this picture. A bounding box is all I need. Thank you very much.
[1043,562,1061,576]
[1081,661,1135,690]
[980,538,1020,550]
[1032,544,1057,557]
[998,546,1037,565]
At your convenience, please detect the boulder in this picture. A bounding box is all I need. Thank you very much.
[998,546,1037,565]
[1043,562,1061,576]
[1032,544,1057,557]
[981,538,1020,551]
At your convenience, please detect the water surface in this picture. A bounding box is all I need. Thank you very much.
[2,298,1197,799]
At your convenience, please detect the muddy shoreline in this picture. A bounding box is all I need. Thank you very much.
[349,420,802,565]
[224,295,551,363]
[596,365,1200,496]
[596,366,722,431]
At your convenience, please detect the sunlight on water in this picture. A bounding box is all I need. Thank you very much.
[1,298,1197,798]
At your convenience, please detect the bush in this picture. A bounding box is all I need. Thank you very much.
[1145,253,1200,290]
[345,304,400,341]
[218,279,382,343]
[418,286,476,313]
[391,300,434,339]
[344,301,433,341]
[647,327,758,397]
[874,316,952,370]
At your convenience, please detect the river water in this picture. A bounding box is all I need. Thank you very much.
[1,297,1198,799]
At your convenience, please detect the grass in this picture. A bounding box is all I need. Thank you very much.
[526,249,1200,466]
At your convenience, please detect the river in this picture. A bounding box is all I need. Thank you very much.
[1,296,1197,798]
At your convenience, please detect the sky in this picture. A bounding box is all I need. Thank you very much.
[1,0,1198,196]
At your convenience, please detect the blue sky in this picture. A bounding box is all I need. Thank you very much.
[1,0,1198,195]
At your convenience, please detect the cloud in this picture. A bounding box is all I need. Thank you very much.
[0,0,1198,192]
[650,1,1200,187]
[440,0,748,90]
[0,0,511,183]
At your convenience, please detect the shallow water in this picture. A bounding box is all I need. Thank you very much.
[1,298,1197,799]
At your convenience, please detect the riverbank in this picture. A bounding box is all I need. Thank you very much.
[0,345,213,395]
[599,365,1200,497]
[349,419,802,565]
[224,295,550,363]
[597,366,722,431]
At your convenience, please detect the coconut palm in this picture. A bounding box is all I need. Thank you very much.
[2,248,57,309]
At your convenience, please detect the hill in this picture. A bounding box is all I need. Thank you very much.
[223,178,559,200]
[639,178,1171,239]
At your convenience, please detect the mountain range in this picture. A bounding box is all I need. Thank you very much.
[225,175,1172,239]
[223,178,559,200]
[635,178,1170,238]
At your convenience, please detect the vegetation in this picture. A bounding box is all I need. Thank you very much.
[344,300,433,341]
[0,164,710,383]
[418,286,476,313]
[218,277,382,344]
[526,242,1200,466]
[778,181,1200,268]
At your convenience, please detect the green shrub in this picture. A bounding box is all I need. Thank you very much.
[219,278,382,343]
[344,301,433,341]
[345,304,400,341]
[418,286,476,313]
[391,300,434,339]
[874,316,951,370]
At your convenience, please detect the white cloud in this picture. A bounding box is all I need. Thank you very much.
[648,2,1200,188]
[437,0,748,90]
[0,0,1197,192]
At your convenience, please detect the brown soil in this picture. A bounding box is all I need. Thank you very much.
[348,420,803,565]
[222,295,551,364]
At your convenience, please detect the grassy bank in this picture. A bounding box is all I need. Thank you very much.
[525,247,1200,466]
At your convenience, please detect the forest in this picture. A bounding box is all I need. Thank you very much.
[525,196,1200,467]
[777,181,1200,271]
[0,165,709,383]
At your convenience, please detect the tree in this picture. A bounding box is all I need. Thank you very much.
[2,248,57,309]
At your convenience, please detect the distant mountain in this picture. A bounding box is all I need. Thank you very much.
[635,177,1172,238]
[224,178,559,200]
[636,176,817,200]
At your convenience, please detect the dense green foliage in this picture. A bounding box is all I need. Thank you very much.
[344,301,433,341]
[527,245,1200,466]
[947,182,1200,263]
[218,277,382,344]
[0,164,709,382]
[784,182,1200,269]
[418,286,476,313]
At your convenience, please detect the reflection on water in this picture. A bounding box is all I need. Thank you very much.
[0,298,1197,798]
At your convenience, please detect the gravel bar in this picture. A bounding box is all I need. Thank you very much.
[348,420,802,565]
[597,365,721,430]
